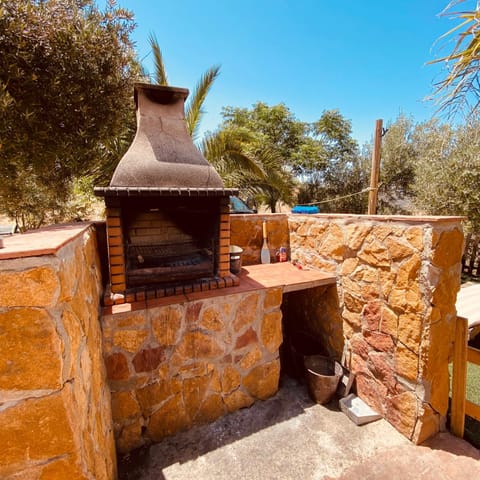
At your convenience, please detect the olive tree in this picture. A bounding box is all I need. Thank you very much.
[0,0,139,230]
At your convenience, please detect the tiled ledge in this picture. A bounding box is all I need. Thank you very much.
[104,262,337,315]
[0,223,94,260]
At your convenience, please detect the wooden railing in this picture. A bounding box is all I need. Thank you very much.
[463,233,480,278]
[451,316,480,437]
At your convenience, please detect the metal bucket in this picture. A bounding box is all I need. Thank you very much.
[229,245,243,274]
[304,355,343,404]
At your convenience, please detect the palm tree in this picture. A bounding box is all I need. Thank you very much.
[149,34,220,140]
[430,1,480,117]
[148,34,268,198]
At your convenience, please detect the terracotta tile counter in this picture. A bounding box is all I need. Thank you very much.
[239,262,337,292]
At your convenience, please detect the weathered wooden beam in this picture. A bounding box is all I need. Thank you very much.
[451,316,468,437]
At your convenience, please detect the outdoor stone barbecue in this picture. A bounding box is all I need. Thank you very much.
[0,84,465,479]
[0,212,464,479]
[95,83,238,304]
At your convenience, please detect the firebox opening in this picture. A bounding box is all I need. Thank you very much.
[122,196,221,288]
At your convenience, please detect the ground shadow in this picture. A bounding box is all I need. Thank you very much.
[117,375,339,479]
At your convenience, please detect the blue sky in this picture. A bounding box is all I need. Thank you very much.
[105,1,460,145]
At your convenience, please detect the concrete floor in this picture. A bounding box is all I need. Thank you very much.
[117,376,480,479]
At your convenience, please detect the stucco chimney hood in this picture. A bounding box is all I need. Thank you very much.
[95,83,236,197]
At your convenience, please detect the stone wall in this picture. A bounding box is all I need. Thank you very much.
[101,287,283,453]
[230,214,290,265]
[288,214,463,444]
[0,225,116,479]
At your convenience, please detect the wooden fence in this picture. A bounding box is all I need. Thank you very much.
[451,316,480,437]
[463,233,480,278]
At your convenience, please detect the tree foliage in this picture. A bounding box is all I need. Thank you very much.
[217,102,310,212]
[412,119,480,230]
[0,0,139,230]
[430,0,480,117]
[296,110,367,213]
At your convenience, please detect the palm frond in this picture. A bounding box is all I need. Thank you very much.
[186,65,220,140]
[428,2,480,117]
[148,33,168,85]
[201,130,265,179]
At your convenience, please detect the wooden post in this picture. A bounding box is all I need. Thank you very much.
[451,316,468,438]
[367,119,383,215]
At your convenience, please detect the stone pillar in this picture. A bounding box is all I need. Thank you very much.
[0,225,116,479]
[288,214,463,444]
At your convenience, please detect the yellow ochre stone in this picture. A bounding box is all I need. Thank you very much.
[111,391,140,423]
[0,390,75,470]
[199,305,225,332]
[431,228,463,269]
[0,308,62,390]
[147,394,190,441]
[175,331,224,360]
[264,287,283,310]
[113,330,148,353]
[0,266,59,307]
[151,306,183,345]
[223,389,254,412]
[260,310,283,353]
[221,365,241,394]
[233,293,259,332]
[242,359,280,400]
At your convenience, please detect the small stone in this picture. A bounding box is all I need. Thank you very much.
[116,418,144,454]
[431,228,463,269]
[151,306,183,345]
[368,351,397,393]
[113,330,148,353]
[405,227,424,251]
[238,346,263,370]
[362,301,381,331]
[0,308,62,390]
[105,353,130,381]
[398,313,422,353]
[136,378,182,414]
[355,373,387,416]
[242,359,280,400]
[345,224,372,251]
[261,311,283,353]
[221,365,241,394]
[358,238,390,267]
[147,394,190,441]
[0,389,75,467]
[395,344,418,382]
[186,302,203,325]
[340,257,359,276]
[200,306,225,332]
[380,307,398,336]
[0,266,59,307]
[235,327,258,349]
[364,330,394,353]
[412,403,440,444]
[233,293,259,332]
[396,254,421,289]
[223,389,254,413]
[385,237,414,261]
[176,331,224,360]
[385,391,418,440]
[350,333,370,360]
[195,393,225,424]
[132,346,165,373]
[110,391,140,423]
[264,288,283,310]
[116,312,147,329]
[343,292,364,313]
